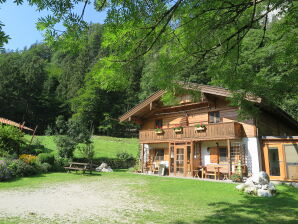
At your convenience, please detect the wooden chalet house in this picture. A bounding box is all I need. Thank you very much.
[119,83,298,182]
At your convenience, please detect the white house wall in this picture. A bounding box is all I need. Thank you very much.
[242,137,262,175]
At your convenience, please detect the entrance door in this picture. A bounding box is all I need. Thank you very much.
[175,146,185,176]
[264,144,286,180]
[169,142,192,176]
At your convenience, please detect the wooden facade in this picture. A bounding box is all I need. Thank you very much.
[120,84,298,181]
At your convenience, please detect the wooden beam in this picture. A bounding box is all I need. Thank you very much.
[30,125,38,144]
[141,144,144,173]
[227,139,231,177]
[168,142,171,175]
[174,145,177,176]
[190,141,194,177]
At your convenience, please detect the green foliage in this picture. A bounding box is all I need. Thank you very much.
[0,160,12,181]
[78,143,95,163]
[8,159,37,177]
[230,173,243,183]
[0,125,25,156]
[53,156,70,170]
[55,136,77,159]
[37,153,55,165]
[116,152,134,161]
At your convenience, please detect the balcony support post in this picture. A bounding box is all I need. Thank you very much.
[227,139,231,177]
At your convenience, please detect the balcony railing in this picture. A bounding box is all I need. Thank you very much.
[139,122,242,142]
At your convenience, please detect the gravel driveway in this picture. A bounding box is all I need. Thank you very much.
[0,177,158,223]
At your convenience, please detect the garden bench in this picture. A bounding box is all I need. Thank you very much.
[64,162,96,174]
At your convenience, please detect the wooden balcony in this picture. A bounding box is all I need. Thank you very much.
[139,122,243,143]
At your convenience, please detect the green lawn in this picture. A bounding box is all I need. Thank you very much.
[26,135,139,158]
[0,172,297,224]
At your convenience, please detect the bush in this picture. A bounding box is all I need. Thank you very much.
[74,157,136,169]
[52,156,71,171]
[0,160,12,181]
[0,125,25,156]
[22,138,45,155]
[230,173,243,182]
[38,153,55,165]
[78,143,94,163]
[8,159,37,177]
[55,136,77,158]
[37,162,52,173]
[19,154,37,164]
[116,152,134,160]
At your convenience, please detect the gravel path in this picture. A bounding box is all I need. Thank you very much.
[0,178,158,223]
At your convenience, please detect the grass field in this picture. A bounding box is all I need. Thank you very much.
[26,135,139,158]
[0,172,297,224]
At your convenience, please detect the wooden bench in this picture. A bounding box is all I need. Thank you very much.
[64,162,96,174]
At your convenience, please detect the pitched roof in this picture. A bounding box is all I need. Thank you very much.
[0,117,34,131]
[119,90,165,122]
[119,83,297,130]
[119,83,236,122]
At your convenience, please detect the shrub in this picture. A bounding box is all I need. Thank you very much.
[0,125,25,156]
[78,143,94,163]
[19,154,37,164]
[55,136,77,158]
[38,153,55,165]
[74,157,136,169]
[116,152,134,160]
[8,159,37,177]
[22,138,45,155]
[37,162,52,173]
[52,156,71,171]
[0,160,12,181]
[230,173,243,182]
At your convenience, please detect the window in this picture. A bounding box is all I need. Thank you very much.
[219,147,227,163]
[155,119,163,128]
[154,149,164,161]
[209,111,220,123]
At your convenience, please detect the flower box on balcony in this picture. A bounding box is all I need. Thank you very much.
[173,126,183,133]
[195,124,206,132]
[155,128,164,134]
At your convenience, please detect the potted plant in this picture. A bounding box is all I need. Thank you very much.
[155,127,164,134]
[173,126,183,133]
[195,123,206,131]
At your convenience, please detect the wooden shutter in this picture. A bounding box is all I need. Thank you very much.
[210,147,219,163]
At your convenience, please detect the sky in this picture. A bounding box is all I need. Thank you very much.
[0,1,106,51]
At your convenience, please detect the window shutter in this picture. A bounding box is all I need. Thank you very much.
[210,147,219,163]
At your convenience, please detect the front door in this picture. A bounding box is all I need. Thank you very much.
[175,146,185,176]
[169,142,192,176]
[263,144,286,180]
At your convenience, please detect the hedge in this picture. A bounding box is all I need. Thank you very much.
[74,157,136,169]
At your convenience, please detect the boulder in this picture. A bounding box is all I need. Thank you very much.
[236,172,276,197]
[257,189,272,197]
[236,183,246,191]
[95,163,113,172]
[101,167,113,172]
[244,186,257,194]
[252,171,269,185]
